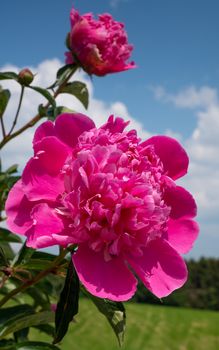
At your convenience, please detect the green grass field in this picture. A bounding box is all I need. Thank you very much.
[32,299,219,350]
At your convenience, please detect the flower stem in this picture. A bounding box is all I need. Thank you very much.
[8,86,25,136]
[0,67,77,150]
[0,113,6,138]
[0,248,69,308]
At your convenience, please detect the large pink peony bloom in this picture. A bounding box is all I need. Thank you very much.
[65,8,135,76]
[6,113,199,301]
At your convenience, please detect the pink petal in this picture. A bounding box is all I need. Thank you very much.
[164,185,197,219]
[22,136,69,201]
[5,180,33,234]
[73,244,137,301]
[101,115,129,133]
[165,218,199,254]
[142,136,189,180]
[126,238,188,298]
[54,113,95,148]
[33,121,55,145]
[25,203,65,248]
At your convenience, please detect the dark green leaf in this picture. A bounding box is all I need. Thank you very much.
[53,260,79,344]
[87,293,126,347]
[31,251,58,261]
[0,339,15,350]
[13,328,29,343]
[12,242,35,267]
[0,228,22,243]
[26,287,50,309]
[0,89,10,116]
[48,65,77,89]
[29,87,56,108]
[16,342,60,350]
[0,246,9,267]
[0,243,14,261]
[0,311,54,339]
[0,305,34,330]
[32,324,55,337]
[0,72,18,81]
[59,81,89,109]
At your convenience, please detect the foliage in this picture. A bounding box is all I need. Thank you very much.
[134,257,219,311]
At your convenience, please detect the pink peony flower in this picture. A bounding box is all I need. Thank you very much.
[6,113,199,301]
[65,8,135,76]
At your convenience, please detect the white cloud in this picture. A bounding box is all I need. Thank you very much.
[152,85,218,109]
[0,59,150,171]
[153,85,219,227]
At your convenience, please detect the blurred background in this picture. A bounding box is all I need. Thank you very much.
[0,1,219,349]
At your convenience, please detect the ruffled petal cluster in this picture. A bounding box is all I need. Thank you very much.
[6,113,199,301]
[65,8,135,76]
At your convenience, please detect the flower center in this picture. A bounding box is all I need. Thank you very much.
[59,127,171,258]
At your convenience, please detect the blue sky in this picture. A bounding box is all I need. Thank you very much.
[1,0,219,258]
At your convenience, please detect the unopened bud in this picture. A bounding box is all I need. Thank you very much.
[18,68,34,86]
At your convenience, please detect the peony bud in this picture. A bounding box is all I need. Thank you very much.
[18,68,34,86]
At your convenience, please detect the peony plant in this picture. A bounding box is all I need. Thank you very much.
[0,5,198,349]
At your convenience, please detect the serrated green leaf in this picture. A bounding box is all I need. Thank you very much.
[53,260,79,344]
[12,242,35,267]
[0,311,54,339]
[0,228,22,243]
[16,342,60,350]
[87,293,126,347]
[29,86,56,108]
[59,81,89,109]
[0,72,18,81]
[0,89,10,116]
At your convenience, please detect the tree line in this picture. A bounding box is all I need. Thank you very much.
[133,257,219,310]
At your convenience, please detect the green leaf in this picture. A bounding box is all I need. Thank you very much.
[0,228,22,243]
[32,324,55,337]
[29,86,56,108]
[26,287,50,309]
[0,341,61,350]
[48,65,77,89]
[0,246,9,267]
[0,339,15,350]
[0,311,54,339]
[31,251,58,261]
[0,72,18,81]
[0,305,34,330]
[59,81,89,109]
[87,294,126,347]
[0,88,10,116]
[5,164,18,175]
[13,328,29,343]
[0,243,14,261]
[12,242,35,267]
[16,342,61,350]
[53,260,79,344]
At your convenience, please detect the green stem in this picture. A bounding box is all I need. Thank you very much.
[0,113,6,138]
[8,86,25,136]
[0,67,77,150]
[0,248,69,308]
